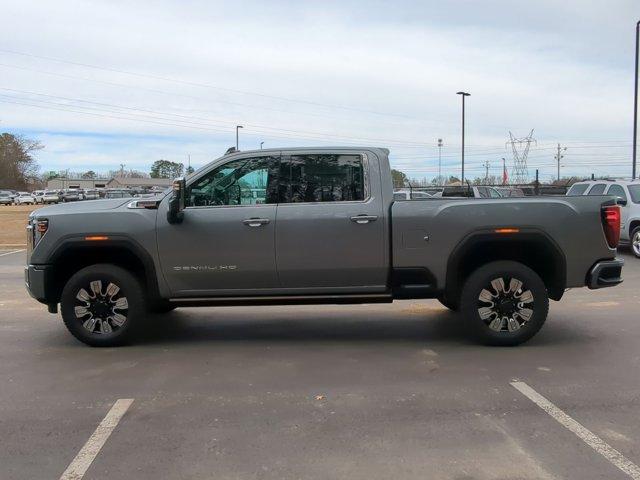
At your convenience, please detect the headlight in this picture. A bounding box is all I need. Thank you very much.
[32,218,48,246]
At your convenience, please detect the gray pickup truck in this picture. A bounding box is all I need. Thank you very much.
[25,147,624,347]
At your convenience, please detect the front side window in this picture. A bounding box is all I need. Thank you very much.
[587,183,606,195]
[186,156,279,207]
[280,154,365,203]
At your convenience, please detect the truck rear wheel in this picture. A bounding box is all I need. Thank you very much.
[60,264,146,347]
[460,261,548,346]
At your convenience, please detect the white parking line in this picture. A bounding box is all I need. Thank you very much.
[0,249,25,257]
[511,381,640,480]
[59,399,134,480]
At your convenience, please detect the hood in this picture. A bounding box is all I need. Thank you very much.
[31,198,132,217]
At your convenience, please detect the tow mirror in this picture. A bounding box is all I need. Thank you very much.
[616,197,627,206]
[167,177,186,224]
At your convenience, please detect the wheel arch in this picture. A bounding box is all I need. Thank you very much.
[47,236,161,304]
[445,230,566,304]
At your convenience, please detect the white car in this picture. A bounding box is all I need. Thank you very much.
[393,189,432,200]
[32,190,45,204]
[41,190,60,204]
[567,180,640,257]
[433,185,502,198]
[15,192,36,205]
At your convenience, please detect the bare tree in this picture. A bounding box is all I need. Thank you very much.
[0,133,43,189]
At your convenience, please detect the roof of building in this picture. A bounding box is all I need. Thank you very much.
[107,177,173,186]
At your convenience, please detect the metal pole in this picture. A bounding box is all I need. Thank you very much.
[236,125,243,150]
[633,21,639,179]
[457,92,470,184]
[437,138,443,182]
[260,141,264,150]
[557,143,561,181]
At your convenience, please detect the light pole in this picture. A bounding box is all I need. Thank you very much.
[260,141,264,150]
[633,20,639,179]
[236,125,243,150]
[437,138,443,183]
[456,92,470,184]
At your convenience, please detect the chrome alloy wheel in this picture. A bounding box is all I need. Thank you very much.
[477,277,534,333]
[633,231,640,257]
[74,280,129,334]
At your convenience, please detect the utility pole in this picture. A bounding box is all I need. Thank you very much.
[260,141,264,150]
[456,92,470,183]
[554,143,567,181]
[482,160,490,184]
[236,125,243,150]
[437,138,443,182]
[119,163,125,177]
[633,20,639,179]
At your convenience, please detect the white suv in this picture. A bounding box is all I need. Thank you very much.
[567,180,640,257]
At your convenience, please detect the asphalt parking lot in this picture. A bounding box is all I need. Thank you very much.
[1,248,639,479]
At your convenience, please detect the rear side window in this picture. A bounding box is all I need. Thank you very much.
[587,184,606,195]
[607,184,627,203]
[280,154,365,203]
[567,184,589,195]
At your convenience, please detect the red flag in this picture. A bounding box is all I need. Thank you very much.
[502,164,508,185]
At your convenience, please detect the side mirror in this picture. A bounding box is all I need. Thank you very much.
[167,177,186,224]
[616,197,627,206]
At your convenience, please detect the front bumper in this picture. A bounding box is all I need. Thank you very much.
[25,264,55,304]
[587,258,624,289]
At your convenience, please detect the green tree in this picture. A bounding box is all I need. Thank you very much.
[186,165,195,175]
[150,159,184,179]
[391,169,408,187]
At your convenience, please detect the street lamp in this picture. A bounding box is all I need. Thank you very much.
[260,141,264,150]
[456,91,470,184]
[437,138,443,183]
[633,20,639,179]
[236,125,243,150]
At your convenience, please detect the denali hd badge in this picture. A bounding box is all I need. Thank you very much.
[173,265,237,271]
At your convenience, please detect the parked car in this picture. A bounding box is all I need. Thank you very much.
[0,191,13,205]
[41,190,61,204]
[81,189,100,201]
[567,180,640,258]
[393,189,432,200]
[104,189,134,199]
[60,189,81,202]
[434,185,503,198]
[15,192,36,204]
[32,190,45,204]
[495,187,525,198]
[26,147,624,347]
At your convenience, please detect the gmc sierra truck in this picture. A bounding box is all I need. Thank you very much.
[25,147,624,347]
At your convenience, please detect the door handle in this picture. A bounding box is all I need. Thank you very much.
[243,218,270,227]
[350,214,378,224]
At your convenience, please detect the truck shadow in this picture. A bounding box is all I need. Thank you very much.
[133,306,588,347]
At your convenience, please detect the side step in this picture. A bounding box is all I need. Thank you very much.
[168,293,393,307]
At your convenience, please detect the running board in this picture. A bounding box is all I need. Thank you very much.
[168,293,393,307]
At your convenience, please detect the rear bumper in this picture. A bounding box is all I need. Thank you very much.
[25,264,55,304]
[587,258,624,289]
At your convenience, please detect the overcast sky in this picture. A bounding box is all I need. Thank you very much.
[0,0,638,182]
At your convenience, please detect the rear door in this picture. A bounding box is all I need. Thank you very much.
[275,151,387,292]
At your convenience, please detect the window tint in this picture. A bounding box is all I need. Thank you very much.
[567,183,589,195]
[628,185,640,204]
[607,184,627,203]
[280,154,365,203]
[587,183,606,195]
[187,156,278,207]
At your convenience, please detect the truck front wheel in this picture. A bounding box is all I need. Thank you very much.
[460,261,548,346]
[60,264,146,347]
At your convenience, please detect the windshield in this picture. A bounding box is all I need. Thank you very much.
[627,185,640,203]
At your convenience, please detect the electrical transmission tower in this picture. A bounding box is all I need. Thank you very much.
[506,130,536,184]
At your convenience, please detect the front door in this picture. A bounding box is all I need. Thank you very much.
[157,154,280,296]
[275,151,387,292]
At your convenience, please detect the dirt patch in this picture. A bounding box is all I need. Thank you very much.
[0,205,43,245]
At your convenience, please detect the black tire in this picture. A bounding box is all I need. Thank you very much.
[631,226,640,259]
[61,264,146,347]
[437,295,459,311]
[460,260,549,346]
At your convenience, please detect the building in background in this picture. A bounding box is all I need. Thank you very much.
[47,177,172,190]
